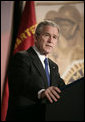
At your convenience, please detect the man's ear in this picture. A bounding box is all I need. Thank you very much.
[34,34,38,41]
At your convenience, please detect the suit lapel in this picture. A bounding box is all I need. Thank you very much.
[49,59,57,86]
[27,47,48,88]
[33,56,48,87]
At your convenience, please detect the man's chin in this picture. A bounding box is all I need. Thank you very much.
[45,50,52,55]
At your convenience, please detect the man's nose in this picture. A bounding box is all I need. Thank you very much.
[48,36,53,42]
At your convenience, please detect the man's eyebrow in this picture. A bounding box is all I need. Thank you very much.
[42,32,50,35]
[43,32,49,34]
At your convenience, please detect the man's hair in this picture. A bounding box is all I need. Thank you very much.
[35,20,60,37]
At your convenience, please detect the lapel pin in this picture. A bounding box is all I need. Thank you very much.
[53,66,55,69]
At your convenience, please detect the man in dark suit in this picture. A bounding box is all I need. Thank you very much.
[6,20,65,121]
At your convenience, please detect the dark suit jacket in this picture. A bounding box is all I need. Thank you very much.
[6,47,65,121]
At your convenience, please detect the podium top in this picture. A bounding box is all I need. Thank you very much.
[60,77,84,91]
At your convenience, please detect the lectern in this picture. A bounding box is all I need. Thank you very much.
[45,77,84,121]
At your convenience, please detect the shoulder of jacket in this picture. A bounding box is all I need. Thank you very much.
[14,50,29,57]
[13,50,31,63]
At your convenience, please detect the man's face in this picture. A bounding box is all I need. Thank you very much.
[35,25,59,56]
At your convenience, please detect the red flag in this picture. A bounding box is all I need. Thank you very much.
[14,1,36,54]
[1,1,36,121]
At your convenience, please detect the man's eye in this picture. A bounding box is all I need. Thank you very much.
[45,34,49,36]
[53,36,57,39]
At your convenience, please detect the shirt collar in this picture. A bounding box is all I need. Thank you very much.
[32,46,50,71]
[33,46,46,62]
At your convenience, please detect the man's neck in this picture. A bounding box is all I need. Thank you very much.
[33,45,48,57]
